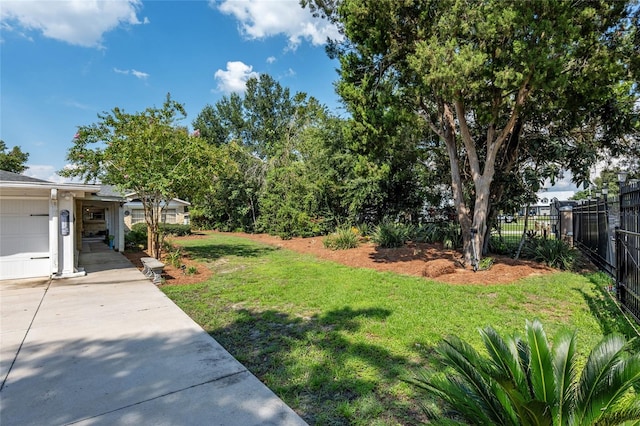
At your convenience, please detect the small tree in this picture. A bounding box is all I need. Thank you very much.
[60,94,215,258]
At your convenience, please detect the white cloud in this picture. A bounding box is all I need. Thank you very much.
[214,61,259,93]
[114,67,149,79]
[543,171,580,192]
[63,99,92,110]
[0,0,148,48]
[131,69,149,79]
[216,0,342,49]
[24,164,82,183]
[266,56,276,64]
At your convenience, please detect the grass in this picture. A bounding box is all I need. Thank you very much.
[161,233,638,425]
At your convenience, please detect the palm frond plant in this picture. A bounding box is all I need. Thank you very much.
[410,320,640,425]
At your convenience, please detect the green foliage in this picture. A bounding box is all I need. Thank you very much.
[60,94,216,258]
[124,223,191,251]
[323,226,360,250]
[478,257,494,271]
[412,222,462,249]
[159,224,191,236]
[125,223,147,249]
[185,265,197,275]
[307,0,638,265]
[371,218,413,248]
[521,237,579,270]
[165,248,182,268]
[0,140,29,173]
[256,142,335,238]
[410,319,640,425]
[489,235,519,256]
[355,222,370,237]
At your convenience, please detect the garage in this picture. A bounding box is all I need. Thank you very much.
[0,198,50,280]
[0,170,102,281]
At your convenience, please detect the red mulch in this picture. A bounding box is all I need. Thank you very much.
[124,231,554,286]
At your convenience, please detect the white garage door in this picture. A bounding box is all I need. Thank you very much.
[0,199,51,280]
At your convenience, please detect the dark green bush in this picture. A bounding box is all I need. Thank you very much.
[413,222,461,248]
[371,219,413,248]
[488,236,518,255]
[520,237,578,270]
[125,223,191,250]
[412,223,437,243]
[160,223,192,236]
[125,223,147,249]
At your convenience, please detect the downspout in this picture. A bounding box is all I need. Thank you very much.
[50,188,59,276]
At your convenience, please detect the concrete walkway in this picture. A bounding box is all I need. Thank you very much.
[1,242,307,426]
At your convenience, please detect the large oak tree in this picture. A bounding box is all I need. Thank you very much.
[305,0,639,264]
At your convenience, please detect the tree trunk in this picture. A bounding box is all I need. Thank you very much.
[440,106,473,265]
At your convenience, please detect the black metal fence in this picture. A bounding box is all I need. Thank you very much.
[617,181,640,323]
[492,214,558,243]
[573,181,640,323]
[572,198,616,275]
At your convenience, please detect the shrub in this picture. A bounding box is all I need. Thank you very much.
[488,235,518,255]
[371,219,413,248]
[125,223,191,250]
[478,256,494,270]
[355,223,371,238]
[410,320,640,425]
[165,247,182,268]
[414,222,461,248]
[186,266,197,275]
[125,223,148,249]
[160,223,192,236]
[412,223,437,243]
[521,237,578,270]
[323,226,360,250]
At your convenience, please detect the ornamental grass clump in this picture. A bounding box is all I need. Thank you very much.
[522,237,579,270]
[410,319,640,425]
[323,226,360,250]
[371,218,413,248]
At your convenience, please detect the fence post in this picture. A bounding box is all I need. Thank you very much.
[560,206,573,246]
[615,226,621,300]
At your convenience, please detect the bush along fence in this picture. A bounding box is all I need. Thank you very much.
[571,181,640,324]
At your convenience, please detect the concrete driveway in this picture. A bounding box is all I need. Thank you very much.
[1,242,306,426]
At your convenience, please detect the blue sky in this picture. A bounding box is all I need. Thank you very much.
[1,0,343,182]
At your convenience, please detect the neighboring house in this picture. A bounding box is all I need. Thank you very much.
[123,194,190,230]
[520,190,577,216]
[0,171,125,281]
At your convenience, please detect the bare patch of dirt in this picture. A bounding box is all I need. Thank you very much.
[124,231,554,286]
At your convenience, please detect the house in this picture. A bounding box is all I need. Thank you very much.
[520,190,577,216]
[0,171,125,280]
[122,194,190,230]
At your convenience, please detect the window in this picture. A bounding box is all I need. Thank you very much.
[162,209,177,224]
[131,209,145,224]
[84,208,105,221]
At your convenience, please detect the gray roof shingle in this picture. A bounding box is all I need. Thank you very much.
[0,170,51,183]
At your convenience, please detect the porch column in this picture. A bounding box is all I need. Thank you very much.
[53,191,86,278]
[117,203,125,252]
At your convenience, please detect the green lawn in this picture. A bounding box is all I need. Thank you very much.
[162,232,636,425]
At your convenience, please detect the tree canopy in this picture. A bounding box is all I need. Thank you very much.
[304,0,639,264]
[60,94,216,257]
[0,140,29,174]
